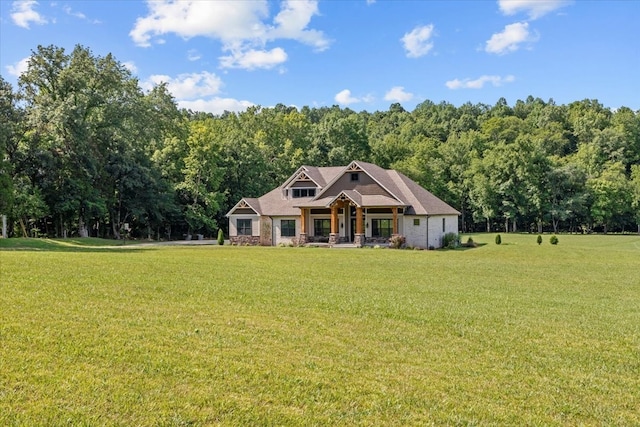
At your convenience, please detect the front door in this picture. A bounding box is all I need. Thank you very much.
[350,218,356,242]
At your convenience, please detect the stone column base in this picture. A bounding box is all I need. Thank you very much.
[329,233,338,245]
[354,233,365,247]
[298,233,307,245]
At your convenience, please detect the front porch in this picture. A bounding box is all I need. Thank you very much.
[297,194,402,247]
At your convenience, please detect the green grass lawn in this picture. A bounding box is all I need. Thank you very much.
[1,234,639,425]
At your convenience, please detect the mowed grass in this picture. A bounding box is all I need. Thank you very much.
[1,234,639,425]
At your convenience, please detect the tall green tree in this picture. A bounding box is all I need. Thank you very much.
[629,164,640,234]
[546,161,588,233]
[0,76,19,229]
[17,44,176,238]
[177,119,225,235]
[587,161,630,233]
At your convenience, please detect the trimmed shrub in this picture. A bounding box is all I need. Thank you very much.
[217,229,224,245]
[443,232,460,249]
[389,234,406,249]
[537,235,543,245]
[550,235,559,245]
[464,237,476,248]
[495,234,502,245]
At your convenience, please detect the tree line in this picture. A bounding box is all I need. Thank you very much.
[1,44,639,239]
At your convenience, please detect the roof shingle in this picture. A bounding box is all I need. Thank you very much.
[228,161,460,217]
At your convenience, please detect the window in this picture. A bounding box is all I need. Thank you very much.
[413,218,420,226]
[442,218,446,232]
[237,219,252,236]
[281,220,296,237]
[292,188,316,198]
[351,173,359,182]
[372,219,393,238]
[314,219,331,237]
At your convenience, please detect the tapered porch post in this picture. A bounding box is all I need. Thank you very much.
[331,205,338,234]
[392,207,398,235]
[354,206,364,247]
[299,208,307,245]
[329,204,339,245]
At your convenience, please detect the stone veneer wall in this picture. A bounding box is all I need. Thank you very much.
[365,236,390,244]
[230,235,260,245]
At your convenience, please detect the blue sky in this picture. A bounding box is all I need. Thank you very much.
[1,0,638,114]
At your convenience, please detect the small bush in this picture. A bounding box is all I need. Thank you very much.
[550,235,559,245]
[464,237,476,248]
[537,235,542,245]
[389,235,406,249]
[443,232,460,249]
[495,234,502,245]
[217,229,224,245]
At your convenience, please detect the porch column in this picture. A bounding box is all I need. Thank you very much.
[329,204,339,245]
[331,205,338,234]
[354,206,364,247]
[392,207,398,235]
[299,208,307,245]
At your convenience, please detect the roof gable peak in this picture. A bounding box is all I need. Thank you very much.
[313,160,405,204]
[282,165,321,189]
[226,198,259,217]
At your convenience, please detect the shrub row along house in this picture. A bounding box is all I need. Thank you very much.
[226,161,459,248]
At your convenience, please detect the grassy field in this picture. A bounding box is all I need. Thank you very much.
[1,234,639,425]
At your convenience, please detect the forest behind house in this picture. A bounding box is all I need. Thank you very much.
[1,45,639,239]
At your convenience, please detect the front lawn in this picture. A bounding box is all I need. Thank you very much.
[1,234,638,425]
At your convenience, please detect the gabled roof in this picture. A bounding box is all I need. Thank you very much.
[328,190,363,207]
[281,166,322,189]
[226,198,261,216]
[281,165,345,189]
[313,160,406,204]
[226,161,460,217]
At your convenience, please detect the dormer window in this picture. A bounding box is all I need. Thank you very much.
[292,188,316,198]
[351,173,359,182]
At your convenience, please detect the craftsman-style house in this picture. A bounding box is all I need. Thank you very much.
[226,161,459,248]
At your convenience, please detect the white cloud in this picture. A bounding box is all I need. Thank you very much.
[485,22,536,54]
[187,49,201,61]
[178,98,255,115]
[270,0,330,51]
[334,89,360,105]
[130,0,329,70]
[11,0,47,28]
[63,5,85,19]
[384,86,413,102]
[498,0,571,20]
[141,70,253,114]
[144,71,224,100]
[130,1,269,47]
[6,57,30,76]
[122,61,138,74]
[219,47,287,70]
[401,24,435,58]
[445,75,515,89]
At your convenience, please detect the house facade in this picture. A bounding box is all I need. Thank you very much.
[226,161,460,248]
